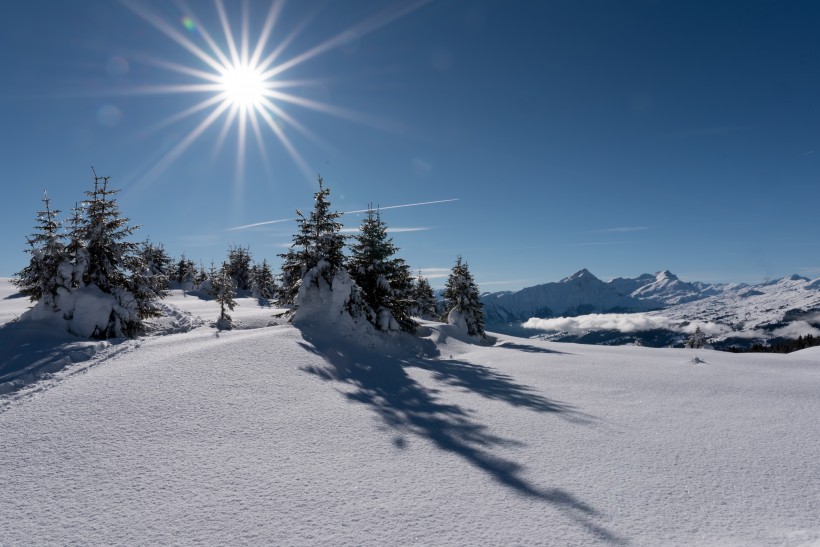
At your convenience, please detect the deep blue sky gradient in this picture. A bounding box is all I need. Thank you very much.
[2,1,819,290]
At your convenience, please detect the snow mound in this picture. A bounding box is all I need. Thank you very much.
[0,319,116,398]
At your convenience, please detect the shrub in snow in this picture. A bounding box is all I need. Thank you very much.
[14,172,166,339]
[348,206,416,333]
[443,256,485,337]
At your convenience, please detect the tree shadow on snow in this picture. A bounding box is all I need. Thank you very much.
[0,321,115,399]
[493,340,574,355]
[299,334,622,544]
[407,358,594,424]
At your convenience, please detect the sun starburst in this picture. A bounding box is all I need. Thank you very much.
[116,0,431,189]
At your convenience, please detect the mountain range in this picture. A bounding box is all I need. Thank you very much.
[481,269,820,347]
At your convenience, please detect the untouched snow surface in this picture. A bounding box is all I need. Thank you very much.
[1,287,819,545]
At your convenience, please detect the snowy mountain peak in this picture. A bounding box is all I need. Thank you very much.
[563,268,598,283]
[656,270,679,282]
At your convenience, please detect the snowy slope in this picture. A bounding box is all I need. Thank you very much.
[1,289,819,545]
[647,274,820,343]
[628,270,719,305]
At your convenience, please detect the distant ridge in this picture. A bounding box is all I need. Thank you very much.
[480,269,820,347]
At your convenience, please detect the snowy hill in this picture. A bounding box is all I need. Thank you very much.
[1,285,819,545]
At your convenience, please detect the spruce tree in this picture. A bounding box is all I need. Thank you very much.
[250,259,276,302]
[78,171,163,337]
[348,207,416,332]
[443,256,485,337]
[64,202,88,289]
[174,254,197,289]
[278,175,345,306]
[412,272,438,319]
[278,209,311,305]
[13,192,69,309]
[226,245,253,292]
[209,262,237,330]
[138,240,172,291]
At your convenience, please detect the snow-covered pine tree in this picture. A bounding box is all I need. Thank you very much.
[13,192,69,309]
[227,245,253,292]
[348,206,416,332]
[411,272,437,319]
[278,175,345,306]
[194,260,207,289]
[250,258,276,303]
[308,176,345,278]
[209,262,237,330]
[443,256,485,337]
[687,325,707,349]
[78,171,164,337]
[64,202,88,289]
[174,254,197,290]
[278,209,311,305]
[138,240,172,292]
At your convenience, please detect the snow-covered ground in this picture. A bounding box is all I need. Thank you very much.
[1,282,819,545]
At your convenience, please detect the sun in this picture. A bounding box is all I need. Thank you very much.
[119,0,431,186]
[219,63,266,109]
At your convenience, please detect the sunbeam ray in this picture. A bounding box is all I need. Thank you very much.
[250,0,285,68]
[260,0,432,81]
[120,0,226,74]
[141,99,233,186]
[215,0,241,67]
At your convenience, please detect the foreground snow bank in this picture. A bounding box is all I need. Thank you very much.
[2,319,819,545]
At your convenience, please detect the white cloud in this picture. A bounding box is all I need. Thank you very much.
[477,279,531,286]
[418,267,450,279]
[522,313,731,336]
[772,321,820,339]
[340,226,430,234]
[586,226,650,233]
[227,199,458,231]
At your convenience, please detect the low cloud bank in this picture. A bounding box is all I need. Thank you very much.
[522,313,730,336]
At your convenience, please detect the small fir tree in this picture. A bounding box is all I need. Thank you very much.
[226,245,253,292]
[443,256,485,337]
[250,259,276,303]
[347,206,415,332]
[278,175,345,307]
[138,240,172,291]
[687,325,707,349]
[411,272,438,319]
[174,254,197,289]
[13,192,69,309]
[209,262,237,330]
[194,260,208,288]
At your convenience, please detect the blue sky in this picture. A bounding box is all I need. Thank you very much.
[2,0,819,291]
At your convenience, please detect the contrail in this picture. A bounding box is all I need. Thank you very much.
[227,198,458,231]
